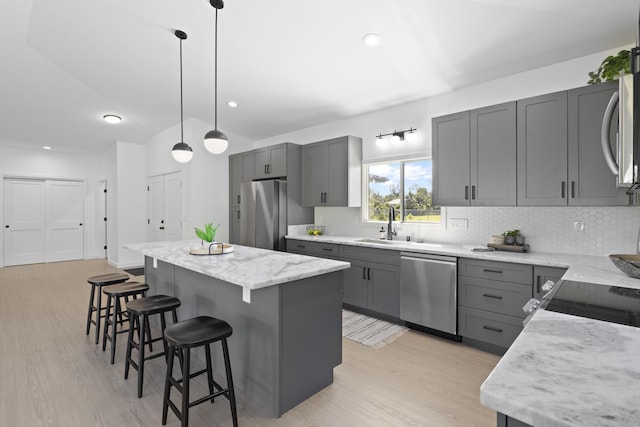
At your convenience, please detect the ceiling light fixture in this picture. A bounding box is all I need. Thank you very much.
[375,128,417,146]
[103,114,121,124]
[203,0,229,155]
[171,30,193,163]
[362,33,382,47]
[43,146,52,150]
[227,100,238,108]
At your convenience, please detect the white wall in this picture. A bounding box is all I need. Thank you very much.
[256,45,640,257]
[0,141,107,265]
[144,117,254,243]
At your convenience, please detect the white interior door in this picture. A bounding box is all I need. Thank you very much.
[3,179,46,266]
[147,175,165,242]
[45,180,84,262]
[164,172,183,241]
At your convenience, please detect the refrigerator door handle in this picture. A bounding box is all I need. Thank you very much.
[601,90,620,175]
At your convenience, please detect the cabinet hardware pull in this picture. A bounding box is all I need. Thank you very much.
[267,164,271,174]
[297,245,306,248]
[464,185,469,200]
[483,325,503,333]
[322,248,333,252]
[561,181,566,198]
[482,269,503,274]
[362,267,366,280]
[4,225,8,228]
[264,165,268,174]
[536,275,542,294]
[79,223,83,226]
[571,181,575,198]
[482,293,503,300]
[471,185,476,200]
[237,195,240,204]
[367,267,371,280]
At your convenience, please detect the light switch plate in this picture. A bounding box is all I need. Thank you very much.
[448,218,469,230]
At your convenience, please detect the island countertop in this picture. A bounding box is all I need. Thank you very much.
[125,240,350,290]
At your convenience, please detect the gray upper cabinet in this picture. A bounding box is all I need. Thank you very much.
[433,102,516,206]
[229,152,253,207]
[302,136,362,207]
[433,111,470,206]
[517,91,568,206]
[253,144,287,179]
[568,82,630,206]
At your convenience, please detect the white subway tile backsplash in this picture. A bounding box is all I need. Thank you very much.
[315,206,640,256]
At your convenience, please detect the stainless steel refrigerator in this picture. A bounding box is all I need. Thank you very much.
[239,180,288,250]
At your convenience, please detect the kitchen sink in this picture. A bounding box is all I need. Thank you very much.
[354,238,442,248]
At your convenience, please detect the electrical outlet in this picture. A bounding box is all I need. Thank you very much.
[448,218,469,230]
[573,221,585,232]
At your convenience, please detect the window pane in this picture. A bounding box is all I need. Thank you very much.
[403,159,440,222]
[367,163,401,221]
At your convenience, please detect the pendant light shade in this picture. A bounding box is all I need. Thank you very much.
[204,0,229,154]
[171,29,193,163]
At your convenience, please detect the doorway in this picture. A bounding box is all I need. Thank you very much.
[147,171,183,242]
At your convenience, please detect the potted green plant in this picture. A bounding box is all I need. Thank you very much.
[587,50,631,85]
[502,229,520,245]
[194,223,219,246]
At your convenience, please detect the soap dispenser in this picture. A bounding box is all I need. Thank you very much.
[379,227,386,240]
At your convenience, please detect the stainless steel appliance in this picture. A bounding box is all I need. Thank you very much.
[400,252,458,337]
[524,279,640,328]
[239,180,287,250]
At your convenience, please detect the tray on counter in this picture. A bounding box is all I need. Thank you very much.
[189,243,234,256]
[487,243,529,253]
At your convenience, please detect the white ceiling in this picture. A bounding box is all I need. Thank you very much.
[0,0,638,153]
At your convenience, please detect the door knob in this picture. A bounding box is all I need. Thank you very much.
[4,225,8,228]
[79,223,83,226]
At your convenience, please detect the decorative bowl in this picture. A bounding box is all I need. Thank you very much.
[609,254,640,279]
[306,225,325,236]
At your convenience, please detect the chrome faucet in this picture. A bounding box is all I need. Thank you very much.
[387,206,396,240]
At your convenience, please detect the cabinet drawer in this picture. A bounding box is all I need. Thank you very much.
[287,239,340,258]
[458,276,531,318]
[458,258,532,284]
[458,306,523,349]
[340,245,400,266]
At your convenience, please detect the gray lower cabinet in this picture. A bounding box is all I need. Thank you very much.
[458,258,533,353]
[286,239,340,259]
[342,257,400,318]
[533,265,567,300]
[497,413,532,427]
[301,136,362,207]
[432,102,516,206]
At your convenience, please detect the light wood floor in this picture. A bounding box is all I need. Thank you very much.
[0,259,500,427]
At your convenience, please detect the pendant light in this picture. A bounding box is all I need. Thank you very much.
[203,0,229,155]
[171,30,193,163]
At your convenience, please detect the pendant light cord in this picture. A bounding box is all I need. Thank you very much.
[179,36,184,142]
[214,6,218,130]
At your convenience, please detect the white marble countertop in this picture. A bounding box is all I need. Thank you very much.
[480,310,640,427]
[125,240,350,290]
[289,234,640,426]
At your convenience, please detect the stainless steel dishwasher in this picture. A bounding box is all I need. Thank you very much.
[400,252,458,337]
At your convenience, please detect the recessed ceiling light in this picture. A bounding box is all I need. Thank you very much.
[362,33,382,47]
[103,114,122,124]
[43,146,52,150]
[227,101,238,108]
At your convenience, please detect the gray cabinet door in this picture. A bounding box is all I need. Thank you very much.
[253,147,269,179]
[325,139,348,206]
[568,82,629,206]
[517,91,568,206]
[471,102,517,206]
[533,265,567,300]
[433,111,470,206]
[302,143,327,206]
[268,144,287,177]
[342,258,368,308]
[368,262,400,318]
[229,154,243,207]
[241,152,254,182]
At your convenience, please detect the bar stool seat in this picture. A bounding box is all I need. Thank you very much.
[162,316,237,427]
[85,272,130,344]
[124,295,181,398]
[102,282,150,364]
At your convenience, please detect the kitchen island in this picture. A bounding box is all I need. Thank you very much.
[125,240,350,418]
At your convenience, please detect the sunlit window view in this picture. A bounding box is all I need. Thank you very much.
[366,159,440,223]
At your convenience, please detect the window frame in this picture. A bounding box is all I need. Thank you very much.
[362,156,443,226]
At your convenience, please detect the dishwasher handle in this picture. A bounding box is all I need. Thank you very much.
[400,252,456,264]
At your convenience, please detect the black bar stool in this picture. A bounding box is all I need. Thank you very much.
[102,282,150,364]
[162,316,238,427]
[85,272,130,344]
[124,295,181,398]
